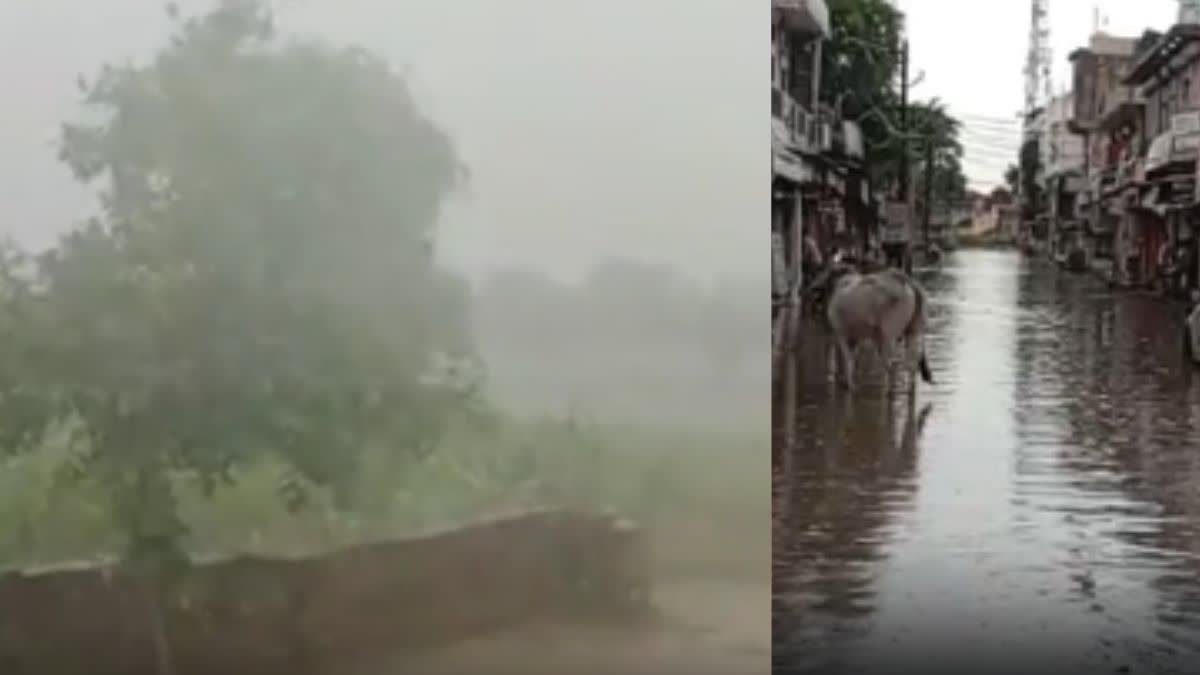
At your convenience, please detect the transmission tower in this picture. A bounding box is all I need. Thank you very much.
[1023,0,1052,116]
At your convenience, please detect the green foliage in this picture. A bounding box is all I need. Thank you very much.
[823,0,904,126]
[909,100,969,210]
[0,416,767,577]
[823,0,903,184]
[823,0,969,201]
[0,0,474,564]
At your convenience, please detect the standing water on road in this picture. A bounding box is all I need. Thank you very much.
[774,249,1200,674]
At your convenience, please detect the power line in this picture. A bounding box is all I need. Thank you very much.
[960,143,1021,157]
[960,141,1021,154]
[955,112,1023,127]
[961,150,1019,158]
[962,157,1019,169]
[959,139,1022,153]
[959,123,1024,138]
[960,120,1022,130]
[959,125,1022,138]
[956,113,1023,125]
[959,133,1022,146]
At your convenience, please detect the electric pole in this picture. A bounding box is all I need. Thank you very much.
[899,40,910,200]
[923,137,934,254]
[899,39,912,275]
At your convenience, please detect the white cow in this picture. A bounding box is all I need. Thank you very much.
[809,264,934,392]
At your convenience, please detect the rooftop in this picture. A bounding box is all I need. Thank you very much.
[1069,32,1139,62]
[1124,24,1200,85]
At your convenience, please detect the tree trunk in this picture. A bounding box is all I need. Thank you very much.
[143,577,176,675]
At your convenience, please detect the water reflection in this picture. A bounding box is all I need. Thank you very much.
[774,251,1200,673]
[772,386,932,672]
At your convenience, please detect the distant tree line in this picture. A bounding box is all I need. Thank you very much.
[474,258,760,378]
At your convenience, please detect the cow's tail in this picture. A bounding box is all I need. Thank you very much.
[906,279,934,385]
[917,350,934,384]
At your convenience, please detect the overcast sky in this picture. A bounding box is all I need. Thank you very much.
[1,1,1187,284]
[0,0,762,286]
[899,0,1178,192]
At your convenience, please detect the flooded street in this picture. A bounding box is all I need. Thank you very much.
[774,249,1200,674]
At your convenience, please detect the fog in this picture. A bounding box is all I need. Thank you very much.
[0,2,766,673]
[1,0,763,286]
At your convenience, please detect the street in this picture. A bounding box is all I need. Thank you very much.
[774,249,1200,674]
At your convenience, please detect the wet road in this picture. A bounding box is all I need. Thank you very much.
[773,249,1200,674]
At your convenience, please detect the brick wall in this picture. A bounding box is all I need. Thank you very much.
[0,509,649,675]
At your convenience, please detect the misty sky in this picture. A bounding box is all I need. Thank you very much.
[898,0,1178,192]
[0,0,762,286]
[4,1,1181,285]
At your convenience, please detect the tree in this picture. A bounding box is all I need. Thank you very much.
[909,100,969,214]
[0,0,473,568]
[1004,164,1020,195]
[823,0,905,188]
[1019,138,1044,220]
[823,0,904,128]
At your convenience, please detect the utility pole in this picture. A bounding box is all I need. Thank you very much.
[899,40,910,200]
[899,40,912,274]
[923,137,935,255]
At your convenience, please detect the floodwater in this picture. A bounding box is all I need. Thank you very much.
[773,249,1200,674]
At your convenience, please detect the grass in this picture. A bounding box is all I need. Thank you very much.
[0,411,766,579]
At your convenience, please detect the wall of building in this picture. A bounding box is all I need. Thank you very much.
[770,12,819,112]
[1042,93,1085,177]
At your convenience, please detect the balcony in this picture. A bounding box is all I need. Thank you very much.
[772,88,831,156]
[773,0,831,39]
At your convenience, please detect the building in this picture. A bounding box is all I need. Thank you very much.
[1039,92,1086,263]
[1067,31,1141,279]
[772,0,830,328]
[1123,23,1200,295]
[771,0,872,346]
[963,189,1018,244]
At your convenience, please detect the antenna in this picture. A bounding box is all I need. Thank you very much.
[1023,0,1052,117]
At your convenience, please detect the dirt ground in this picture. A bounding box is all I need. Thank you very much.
[392,578,769,675]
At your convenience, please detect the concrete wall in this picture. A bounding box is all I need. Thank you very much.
[0,509,648,675]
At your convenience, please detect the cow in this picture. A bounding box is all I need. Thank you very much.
[806,264,934,393]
